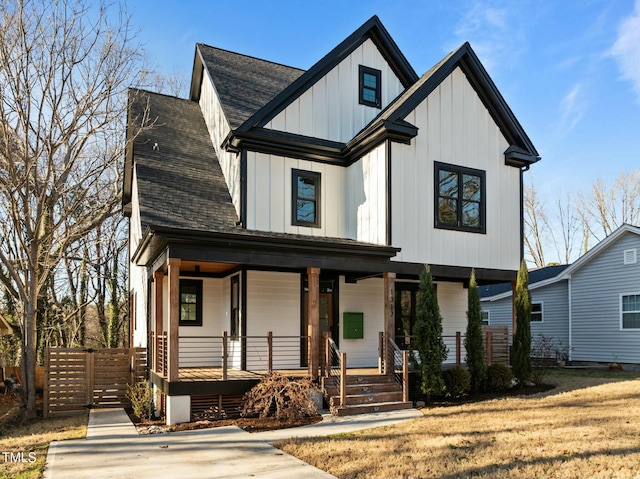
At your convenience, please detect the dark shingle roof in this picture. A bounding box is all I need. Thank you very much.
[197,44,305,129]
[129,89,239,233]
[479,264,570,299]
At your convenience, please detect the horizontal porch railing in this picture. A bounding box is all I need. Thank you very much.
[385,326,510,368]
[152,331,310,380]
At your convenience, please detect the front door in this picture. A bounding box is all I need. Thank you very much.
[395,283,418,349]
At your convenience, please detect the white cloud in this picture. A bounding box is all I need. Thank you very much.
[559,83,586,133]
[611,0,640,103]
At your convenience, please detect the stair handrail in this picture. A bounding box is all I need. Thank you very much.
[387,337,409,403]
[325,335,347,409]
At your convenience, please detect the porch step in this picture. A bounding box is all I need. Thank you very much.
[331,401,414,417]
[322,373,413,416]
[329,391,403,407]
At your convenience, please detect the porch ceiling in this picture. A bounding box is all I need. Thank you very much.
[179,260,238,275]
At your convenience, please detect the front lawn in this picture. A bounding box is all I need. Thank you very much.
[277,369,640,479]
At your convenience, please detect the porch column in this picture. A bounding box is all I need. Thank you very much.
[153,270,164,373]
[307,267,320,379]
[167,258,181,382]
[384,272,396,376]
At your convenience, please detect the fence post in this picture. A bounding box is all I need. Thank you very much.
[402,350,409,403]
[85,349,94,408]
[378,332,384,374]
[486,332,493,365]
[222,331,228,381]
[267,331,273,373]
[456,332,461,366]
[340,352,347,407]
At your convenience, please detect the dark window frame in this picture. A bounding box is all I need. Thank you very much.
[359,65,382,108]
[230,275,240,337]
[292,169,321,228]
[531,302,543,322]
[434,162,486,234]
[179,279,203,326]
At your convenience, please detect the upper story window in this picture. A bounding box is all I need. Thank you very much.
[179,279,202,326]
[359,65,381,108]
[435,162,485,233]
[292,169,321,227]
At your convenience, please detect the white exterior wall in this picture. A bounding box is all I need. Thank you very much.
[391,67,521,271]
[245,270,302,369]
[339,277,384,368]
[199,70,241,216]
[246,143,387,244]
[436,282,469,364]
[266,39,404,143]
[129,170,147,347]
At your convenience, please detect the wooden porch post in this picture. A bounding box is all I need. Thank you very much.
[384,272,396,376]
[167,258,181,382]
[307,267,320,379]
[154,270,164,373]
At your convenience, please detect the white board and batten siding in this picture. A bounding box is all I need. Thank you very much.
[129,169,148,347]
[198,69,241,216]
[245,143,386,244]
[245,271,302,370]
[265,39,404,143]
[436,282,469,364]
[570,233,640,363]
[391,67,521,271]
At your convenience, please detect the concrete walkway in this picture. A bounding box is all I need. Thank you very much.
[44,408,423,479]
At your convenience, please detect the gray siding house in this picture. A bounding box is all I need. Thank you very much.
[480,265,570,356]
[480,224,640,365]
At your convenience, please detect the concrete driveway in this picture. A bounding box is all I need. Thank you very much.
[44,408,423,479]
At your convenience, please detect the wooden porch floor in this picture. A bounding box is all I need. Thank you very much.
[176,367,381,382]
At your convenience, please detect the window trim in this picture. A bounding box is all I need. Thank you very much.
[531,301,543,323]
[292,169,321,228]
[620,292,640,330]
[359,65,382,108]
[230,274,240,337]
[179,279,203,327]
[434,162,486,234]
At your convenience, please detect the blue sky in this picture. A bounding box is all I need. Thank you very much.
[128,0,640,200]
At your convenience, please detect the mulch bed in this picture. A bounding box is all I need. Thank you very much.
[427,383,556,407]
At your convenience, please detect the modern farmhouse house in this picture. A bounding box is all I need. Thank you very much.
[123,16,539,423]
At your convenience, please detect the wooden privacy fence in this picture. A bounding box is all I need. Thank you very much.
[43,347,146,418]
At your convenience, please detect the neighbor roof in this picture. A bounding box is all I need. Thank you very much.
[479,264,569,299]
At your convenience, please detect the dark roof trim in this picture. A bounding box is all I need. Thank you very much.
[360,42,540,167]
[234,15,418,134]
[225,116,417,165]
[132,224,400,269]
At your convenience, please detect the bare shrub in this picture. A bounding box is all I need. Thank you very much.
[126,382,154,420]
[241,372,319,421]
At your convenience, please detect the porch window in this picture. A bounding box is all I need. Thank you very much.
[621,293,640,329]
[359,65,381,108]
[435,162,485,233]
[230,275,240,336]
[179,279,202,326]
[292,169,321,227]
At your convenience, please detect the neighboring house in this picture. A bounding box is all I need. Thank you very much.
[123,16,540,423]
[480,224,640,365]
[480,265,570,355]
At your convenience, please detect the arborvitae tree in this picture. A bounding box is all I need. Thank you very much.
[512,260,532,384]
[410,265,448,399]
[464,269,486,392]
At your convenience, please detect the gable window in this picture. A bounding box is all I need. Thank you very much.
[292,169,321,227]
[531,302,543,322]
[435,162,485,233]
[359,65,381,108]
[179,279,202,326]
[621,293,640,329]
[481,311,490,326]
